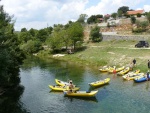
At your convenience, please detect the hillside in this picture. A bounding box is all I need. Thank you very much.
[83,17,150,41]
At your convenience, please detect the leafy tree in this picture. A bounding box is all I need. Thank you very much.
[96,14,103,18]
[117,10,123,17]
[21,27,27,32]
[18,32,32,43]
[87,15,104,24]
[36,29,48,42]
[90,26,102,42]
[146,12,150,22]
[130,16,136,24]
[111,13,117,19]
[29,28,37,37]
[53,24,64,32]
[87,15,97,24]
[20,40,42,54]
[46,26,53,34]
[46,32,63,52]
[0,4,25,86]
[118,6,129,15]
[137,13,141,17]
[77,14,87,23]
[60,29,72,50]
[68,22,83,50]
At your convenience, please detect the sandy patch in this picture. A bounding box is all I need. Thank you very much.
[108,52,115,54]
[53,54,66,57]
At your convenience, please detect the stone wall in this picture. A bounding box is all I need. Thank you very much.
[102,35,150,41]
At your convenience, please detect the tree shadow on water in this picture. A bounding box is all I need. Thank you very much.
[0,85,29,113]
[64,96,98,103]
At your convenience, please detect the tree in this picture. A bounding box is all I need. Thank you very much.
[21,27,27,32]
[146,12,150,22]
[77,14,87,23]
[117,10,123,17]
[90,26,102,42]
[20,40,42,54]
[60,29,72,50]
[118,6,129,14]
[111,13,117,19]
[96,14,103,18]
[130,16,136,24]
[36,29,48,42]
[87,15,97,24]
[68,22,83,50]
[18,32,32,43]
[29,28,37,37]
[0,4,25,86]
[137,13,141,17]
[46,31,63,52]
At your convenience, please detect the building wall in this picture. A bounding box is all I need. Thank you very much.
[102,35,150,41]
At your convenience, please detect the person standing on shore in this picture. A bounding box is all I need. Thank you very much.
[147,70,150,81]
[132,59,136,67]
[129,62,133,71]
[148,60,150,69]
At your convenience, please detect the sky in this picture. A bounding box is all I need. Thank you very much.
[1,0,150,31]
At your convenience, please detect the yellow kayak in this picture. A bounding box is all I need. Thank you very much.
[89,78,110,87]
[99,66,109,72]
[108,66,125,73]
[122,69,140,80]
[55,79,71,86]
[99,66,115,72]
[63,90,98,97]
[48,85,80,91]
[117,67,130,76]
[123,71,144,81]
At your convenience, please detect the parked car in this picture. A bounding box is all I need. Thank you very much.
[135,41,149,48]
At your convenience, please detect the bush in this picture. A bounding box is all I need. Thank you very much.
[131,16,136,24]
[137,13,141,17]
[132,28,145,33]
[90,26,103,42]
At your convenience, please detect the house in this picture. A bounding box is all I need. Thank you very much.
[127,10,145,16]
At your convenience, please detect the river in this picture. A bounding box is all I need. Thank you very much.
[1,56,150,113]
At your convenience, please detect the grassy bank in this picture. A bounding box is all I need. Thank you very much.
[38,40,150,72]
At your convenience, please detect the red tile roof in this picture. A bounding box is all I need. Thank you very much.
[127,10,144,15]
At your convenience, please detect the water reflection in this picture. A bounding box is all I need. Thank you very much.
[0,85,29,113]
[88,83,110,91]
[146,81,149,90]
[64,96,98,103]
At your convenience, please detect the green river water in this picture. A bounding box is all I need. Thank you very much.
[1,56,150,113]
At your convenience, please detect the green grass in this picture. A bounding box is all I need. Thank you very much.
[38,40,150,72]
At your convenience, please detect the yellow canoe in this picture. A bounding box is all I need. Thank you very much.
[89,78,110,87]
[63,90,98,97]
[117,67,130,76]
[123,71,145,81]
[108,66,125,73]
[122,69,140,80]
[99,66,109,72]
[55,79,71,86]
[48,85,80,91]
[99,66,115,72]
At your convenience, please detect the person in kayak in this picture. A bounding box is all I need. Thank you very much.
[68,81,74,93]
